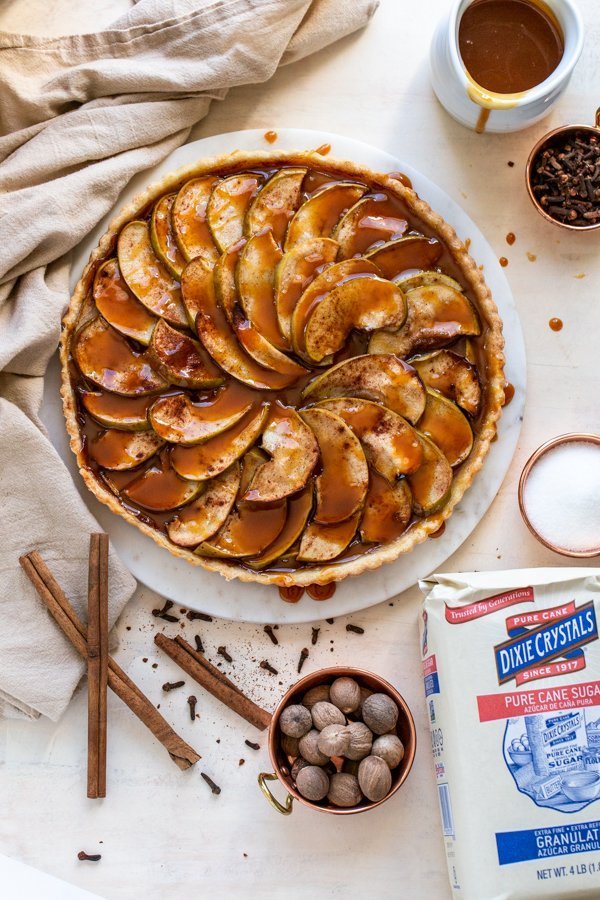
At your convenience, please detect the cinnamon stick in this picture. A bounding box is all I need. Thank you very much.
[20,552,200,771]
[87,533,108,799]
[154,633,272,731]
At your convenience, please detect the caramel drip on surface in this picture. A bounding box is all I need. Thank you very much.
[475,108,490,135]
[506,232,516,245]
[315,143,331,156]
[502,382,515,406]
[429,522,446,539]
[549,317,563,332]
[264,131,278,144]
[307,583,336,600]
[499,256,508,267]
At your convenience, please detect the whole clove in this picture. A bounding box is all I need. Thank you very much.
[152,599,179,623]
[311,627,320,646]
[245,739,260,750]
[194,634,204,653]
[187,611,213,622]
[188,695,198,721]
[78,851,101,862]
[346,624,365,634]
[326,618,334,624]
[201,772,221,795]
[530,130,600,227]
[217,646,233,663]
[298,648,309,673]
[264,625,278,645]
[260,659,278,675]
[162,680,185,692]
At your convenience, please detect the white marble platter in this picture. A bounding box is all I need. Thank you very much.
[41,127,526,624]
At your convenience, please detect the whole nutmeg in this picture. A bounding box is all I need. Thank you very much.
[279,704,313,738]
[291,756,311,781]
[358,755,392,802]
[372,734,405,769]
[311,701,346,731]
[361,693,399,735]
[329,677,361,714]
[298,729,330,766]
[317,723,351,757]
[296,765,330,802]
[345,721,373,761]
[302,684,330,709]
[280,733,300,759]
[327,773,363,808]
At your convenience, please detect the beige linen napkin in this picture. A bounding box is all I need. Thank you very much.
[0,0,378,722]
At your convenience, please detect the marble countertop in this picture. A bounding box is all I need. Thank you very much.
[1,1,599,898]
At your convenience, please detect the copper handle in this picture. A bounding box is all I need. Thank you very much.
[595,107,600,128]
[258,772,293,815]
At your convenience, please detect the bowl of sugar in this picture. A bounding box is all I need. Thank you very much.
[519,433,600,558]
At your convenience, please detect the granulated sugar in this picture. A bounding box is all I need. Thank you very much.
[523,440,600,552]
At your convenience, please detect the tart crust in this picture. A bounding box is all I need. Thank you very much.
[61,150,505,587]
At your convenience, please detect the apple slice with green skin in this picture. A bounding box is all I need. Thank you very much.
[408,432,453,516]
[247,484,313,569]
[274,237,339,342]
[184,258,299,390]
[207,173,262,251]
[196,450,287,559]
[302,353,426,424]
[150,193,187,279]
[242,406,319,503]
[236,230,287,350]
[284,182,366,249]
[88,429,164,470]
[93,258,157,345]
[368,283,481,357]
[73,318,167,396]
[149,386,254,445]
[118,221,187,327]
[316,398,422,482]
[297,510,361,562]
[365,236,443,280]
[81,391,154,431]
[410,350,481,416]
[167,463,241,548]
[213,238,243,326]
[418,388,473,467]
[360,472,412,543]
[244,167,307,246]
[172,176,220,266]
[304,276,407,363]
[148,318,223,389]
[394,270,464,293]
[171,403,269,481]
[291,259,380,357]
[333,196,408,258]
[299,408,368,525]
[122,448,202,511]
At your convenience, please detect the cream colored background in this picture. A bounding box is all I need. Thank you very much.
[1,0,599,898]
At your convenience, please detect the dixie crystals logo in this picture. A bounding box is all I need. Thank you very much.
[494,600,598,686]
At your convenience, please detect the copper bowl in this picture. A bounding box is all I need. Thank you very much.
[525,108,600,231]
[258,666,416,816]
[518,432,600,558]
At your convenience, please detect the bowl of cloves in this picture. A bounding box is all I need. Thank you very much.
[526,107,600,230]
[258,666,416,816]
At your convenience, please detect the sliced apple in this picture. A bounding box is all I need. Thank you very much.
[171,404,269,481]
[368,283,481,357]
[207,174,262,251]
[232,311,308,378]
[213,239,243,325]
[299,408,368,525]
[196,450,287,559]
[247,484,313,568]
[274,238,339,342]
[408,433,453,516]
[183,258,301,391]
[167,463,241,548]
[304,276,407,363]
[395,270,464,293]
[301,353,426,424]
[81,391,154,431]
[297,511,361,562]
[244,167,307,245]
[88,429,164,470]
[122,448,202,511]
[172,176,219,266]
[150,193,187,279]
[360,472,412,543]
[148,318,223,389]
[411,350,481,416]
[333,196,408,258]
[242,407,319,503]
[93,258,156,345]
[284,182,366,248]
[149,387,254,445]
[117,221,187,326]
[365,237,443,279]
[291,259,380,356]
[316,398,422,481]
[73,318,167,396]
[418,389,473,467]
[236,230,286,350]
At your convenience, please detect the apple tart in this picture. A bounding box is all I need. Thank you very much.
[61,151,505,587]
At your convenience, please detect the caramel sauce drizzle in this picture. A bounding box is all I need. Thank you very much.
[549,317,563,332]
